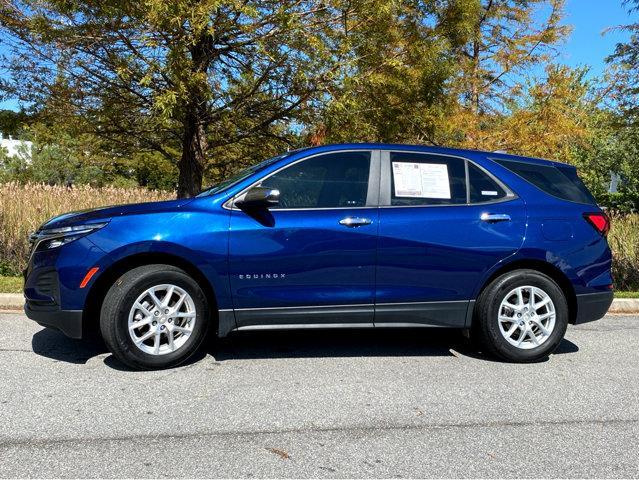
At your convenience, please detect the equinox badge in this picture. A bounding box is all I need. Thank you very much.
[238,273,287,279]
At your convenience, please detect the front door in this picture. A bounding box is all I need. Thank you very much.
[228,150,380,328]
[375,150,527,327]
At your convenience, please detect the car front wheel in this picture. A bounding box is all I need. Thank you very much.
[100,264,209,370]
[473,269,569,362]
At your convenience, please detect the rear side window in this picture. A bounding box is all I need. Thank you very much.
[468,163,507,203]
[495,159,596,205]
[390,152,466,206]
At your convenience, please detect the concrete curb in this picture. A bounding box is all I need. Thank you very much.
[608,298,639,314]
[0,293,23,311]
[1,292,639,314]
[0,293,24,310]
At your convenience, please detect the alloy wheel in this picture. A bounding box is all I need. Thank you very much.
[497,285,556,350]
[127,284,196,355]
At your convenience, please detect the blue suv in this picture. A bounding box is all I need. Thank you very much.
[24,144,613,369]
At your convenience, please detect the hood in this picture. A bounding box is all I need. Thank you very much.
[40,198,194,230]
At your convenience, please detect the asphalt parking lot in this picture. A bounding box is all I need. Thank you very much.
[0,312,638,478]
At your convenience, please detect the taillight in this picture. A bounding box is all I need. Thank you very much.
[583,212,610,236]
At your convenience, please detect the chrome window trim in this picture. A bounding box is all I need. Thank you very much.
[224,149,378,211]
[234,206,380,212]
[377,200,518,209]
[380,149,518,208]
[222,148,518,211]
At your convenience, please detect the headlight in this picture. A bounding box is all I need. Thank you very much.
[32,223,108,252]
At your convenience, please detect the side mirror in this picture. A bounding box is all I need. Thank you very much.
[235,186,280,208]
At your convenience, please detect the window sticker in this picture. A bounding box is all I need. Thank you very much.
[392,162,451,199]
[481,190,499,196]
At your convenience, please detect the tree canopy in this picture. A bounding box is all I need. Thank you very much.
[0,0,638,210]
[1,0,364,195]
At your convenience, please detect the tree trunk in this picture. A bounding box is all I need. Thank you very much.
[176,31,214,198]
[470,39,480,114]
[177,108,207,198]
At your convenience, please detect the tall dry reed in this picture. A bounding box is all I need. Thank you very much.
[0,182,173,274]
[1,183,639,290]
[608,213,639,291]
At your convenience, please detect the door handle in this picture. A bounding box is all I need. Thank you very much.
[480,213,511,223]
[339,217,372,227]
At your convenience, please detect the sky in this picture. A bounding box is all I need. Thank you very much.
[560,0,632,77]
[0,0,634,111]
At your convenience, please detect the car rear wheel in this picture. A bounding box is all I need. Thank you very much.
[100,264,209,370]
[473,269,568,362]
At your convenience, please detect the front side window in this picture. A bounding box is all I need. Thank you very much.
[390,152,466,206]
[261,151,371,209]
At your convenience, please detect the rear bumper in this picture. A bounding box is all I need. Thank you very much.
[24,303,83,339]
[574,291,614,324]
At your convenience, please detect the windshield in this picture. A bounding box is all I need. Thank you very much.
[196,153,290,197]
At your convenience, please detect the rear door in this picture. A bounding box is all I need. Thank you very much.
[375,150,526,327]
[228,150,380,328]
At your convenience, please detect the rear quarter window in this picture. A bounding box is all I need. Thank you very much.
[494,159,596,205]
[468,163,508,203]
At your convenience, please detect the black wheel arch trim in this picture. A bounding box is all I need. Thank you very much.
[472,258,578,324]
[82,251,225,338]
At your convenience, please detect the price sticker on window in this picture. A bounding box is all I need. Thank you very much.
[392,162,451,199]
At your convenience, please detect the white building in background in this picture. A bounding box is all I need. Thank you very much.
[0,133,33,162]
[609,172,621,194]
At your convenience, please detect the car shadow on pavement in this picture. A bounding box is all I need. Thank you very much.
[450,337,579,363]
[211,328,579,363]
[213,328,486,361]
[31,326,211,370]
[31,327,109,364]
[31,325,580,369]
[553,338,580,354]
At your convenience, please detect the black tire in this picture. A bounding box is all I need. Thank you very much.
[472,269,569,362]
[100,264,209,370]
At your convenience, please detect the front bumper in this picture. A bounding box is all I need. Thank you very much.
[23,237,107,339]
[24,303,83,338]
[23,266,84,338]
[574,291,614,324]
